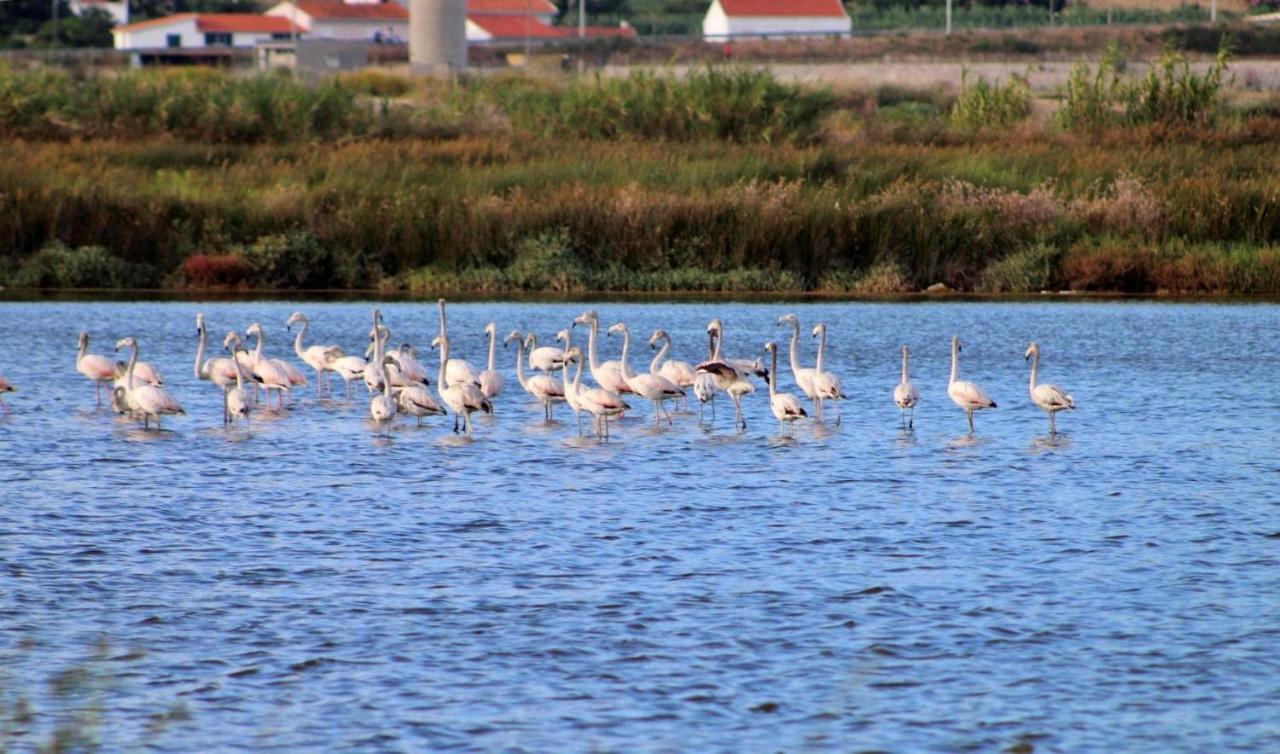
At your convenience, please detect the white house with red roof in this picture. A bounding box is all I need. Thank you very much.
[112,13,303,49]
[467,0,558,25]
[266,1,408,42]
[702,0,851,40]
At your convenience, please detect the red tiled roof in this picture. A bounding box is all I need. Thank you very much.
[470,13,563,38]
[468,0,559,15]
[116,12,302,32]
[718,0,847,17]
[198,14,302,32]
[293,1,407,20]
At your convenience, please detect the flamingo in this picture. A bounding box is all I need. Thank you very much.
[948,336,997,433]
[777,313,820,416]
[1025,342,1075,435]
[696,318,767,430]
[433,333,491,434]
[811,323,847,425]
[244,323,292,411]
[654,330,697,391]
[286,312,342,398]
[396,382,447,427]
[479,322,504,401]
[0,373,15,414]
[565,345,629,440]
[195,314,246,423]
[507,330,564,421]
[691,326,720,421]
[76,332,116,407]
[764,341,807,433]
[114,337,184,430]
[324,350,367,400]
[561,346,586,436]
[436,299,480,387]
[571,310,631,394]
[224,334,251,426]
[367,322,431,388]
[526,333,566,373]
[894,344,920,429]
[608,323,683,425]
[613,325,684,425]
[369,355,398,436]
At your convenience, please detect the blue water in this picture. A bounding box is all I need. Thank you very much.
[0,300,1277,753]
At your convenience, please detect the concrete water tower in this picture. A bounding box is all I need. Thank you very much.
[410,0,467,74]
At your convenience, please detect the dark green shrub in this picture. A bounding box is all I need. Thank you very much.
[8,242,158,289]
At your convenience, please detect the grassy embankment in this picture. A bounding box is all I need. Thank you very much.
[2,51,1279,295]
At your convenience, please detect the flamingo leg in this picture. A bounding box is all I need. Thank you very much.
[967,409,975,434]
[1050,411,1057,435]
[909,406,915,429]
[833,399,841,426]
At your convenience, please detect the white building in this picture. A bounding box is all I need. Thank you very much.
[266,1,408,42]
[112,13,303,50]
[465,0,558,25]
[702,0,852,40]
[70,0,129,27]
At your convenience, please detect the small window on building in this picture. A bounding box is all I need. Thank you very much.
[166,34,181,48]
[204,32,232,46]
[271,32,292,40]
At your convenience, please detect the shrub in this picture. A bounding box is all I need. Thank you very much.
[980,243,1059,292]
[505,229,586,292]
[1058,43,1231,130]
[239,232,373,289]
[180,253,248,288]
[8,242,157,289]
[950,70,1032,130]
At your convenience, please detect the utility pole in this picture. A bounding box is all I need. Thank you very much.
[1211,0,1217,22]
[578,0,585,73]
[945,0,951,35]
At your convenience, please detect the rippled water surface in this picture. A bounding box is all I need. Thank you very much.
[1,300,1278,753]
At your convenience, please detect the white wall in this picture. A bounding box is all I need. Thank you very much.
[113,18,199,50]
[309,19,407,41]
[703,1,852,40]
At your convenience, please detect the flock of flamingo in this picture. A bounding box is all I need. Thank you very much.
[0,299,1077,438]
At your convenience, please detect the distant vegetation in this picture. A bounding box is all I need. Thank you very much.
[2,56,1279,295]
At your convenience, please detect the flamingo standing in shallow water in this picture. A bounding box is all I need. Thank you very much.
[433,333,492,434]
[244,323,293,411]
[436,299,480,387]
[811,323,847,424]
[114,337,184,430]
[1025,342,1075,435]
[224,334,251,426]
[948,336,997,434]
[572,310,630,394]
[565,346,629,439]
[696,319,767,430]
[764,341,807,434]
[194,314,246,423]
[508,330,564,421]
[777,313,820,415]
[609,323,683,425]
[286,312,342,398]
[526,333,566,374]
[479,322,504,401]
[76,332,116,407]
[894,344,920,429]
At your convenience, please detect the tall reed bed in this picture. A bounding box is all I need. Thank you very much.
[3,138,1279,293]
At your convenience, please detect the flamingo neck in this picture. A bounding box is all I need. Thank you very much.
[768,347,778,398]
[194,327,207,379]
[650,337,669,375]
[618,327,631,374]
[126,343,139,390]
[902,349,910,384]
[78,336,88,366]
[572,354,584,395]
[487,329,497,371]
[233,348,245,390]
[293,320,308,360]
[514,340,529,390]
[949,341,959,386]
[786,320,803,377]
[253,330,265,361]
[711,327,724,361]
[586,317,601,373]
[438,339,450,391]
[816,327,827,373]
[1029,350,1040,390]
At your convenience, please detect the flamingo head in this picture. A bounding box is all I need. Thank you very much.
[430,335,443,351]
[246,323,262,338]
[606,323,625,338]
[572,310,596,328]
[555,328,570,344]
[223,331,242,351]
[953,335,963,353]
[811,323,826,339]
[286,312,306,330]
[565,346,583,363]
[648,329,667,349]
[777,313,798,328]
[400,343,417,359]
[78,331,89,348]
[764,340,777,355]
[1025,342,1039,361]
[503,330,522,348]
[114,336,136,352]
[372,308,383,326]
[751,357,769,380]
